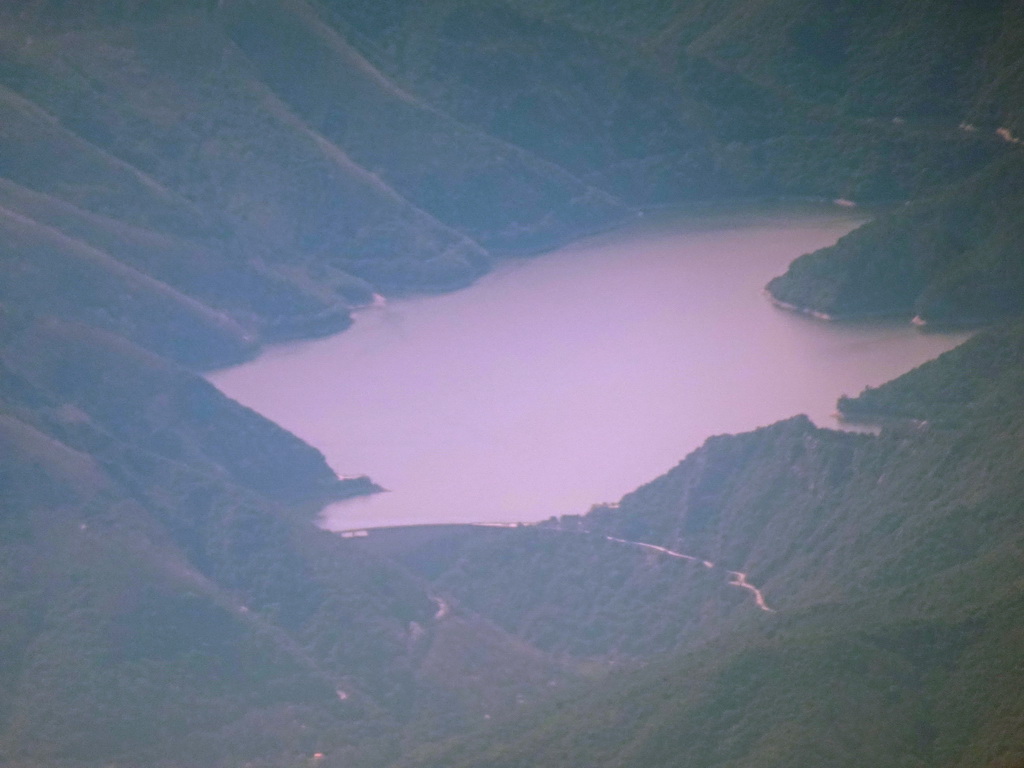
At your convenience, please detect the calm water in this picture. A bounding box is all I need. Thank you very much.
[209,207,969,530]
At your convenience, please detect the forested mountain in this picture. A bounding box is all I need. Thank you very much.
[1,1,1023,767]
[0,311,579,766]
[392,323,1024,768]
[767,153,1024,323]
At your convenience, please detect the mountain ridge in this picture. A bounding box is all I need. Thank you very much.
[1,2,1022,765]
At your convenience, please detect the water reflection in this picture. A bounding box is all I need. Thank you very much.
[209,207,969,529]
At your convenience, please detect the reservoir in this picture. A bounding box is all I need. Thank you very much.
[208,206,969,530]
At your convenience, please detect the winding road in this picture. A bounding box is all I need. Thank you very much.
[604,536,715,569]
[345,524,776,615]
[431,596,450,620]
[726,570,774,612]
[600,534,774,613]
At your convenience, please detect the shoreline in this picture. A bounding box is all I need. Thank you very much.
[212,200,872,374]
[211,207,968,533]
[761,288,921,324]
[764,290,996,331]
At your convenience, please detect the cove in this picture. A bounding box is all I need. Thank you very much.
[208,206,970,530]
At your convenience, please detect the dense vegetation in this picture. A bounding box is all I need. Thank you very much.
[392,324,1024,768]
[767,152,1024,322]
[0,1,1022,767]
[838,319,1024,426]
[0,0,1019,359]
[0,310,588,767]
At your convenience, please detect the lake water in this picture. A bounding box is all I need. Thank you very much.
[208,206,970,530]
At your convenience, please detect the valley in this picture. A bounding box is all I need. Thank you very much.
[210,208,968,530]
[0,2,1022,767]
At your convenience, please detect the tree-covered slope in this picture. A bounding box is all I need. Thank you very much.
[767,151,1024,323]
[496,0,1024,134]
[0,0,629,370]
[0,1,1022,766]
[324,0,1011,206]
[392,324,1024,768]
[1,0,1020,349]
[0,312,583,767]
[838,319,1024,426]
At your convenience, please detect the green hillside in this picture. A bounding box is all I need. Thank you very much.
[0,313,582,766]
[0,1,1022,766]
[767,152,1024,323]
[393,324,1024,768]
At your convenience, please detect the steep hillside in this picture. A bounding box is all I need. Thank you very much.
[0,313,583,767]
[495,0,1024,133]
[325,0,1010,205]
[837,319,1024,426]
[0,312,358,502]
[355,522,740,660]
[767,151,1024,324]
[393,324,1024,768]
[1,0,1020,351]
[0,1,1022,766]
[0,0,627,370]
